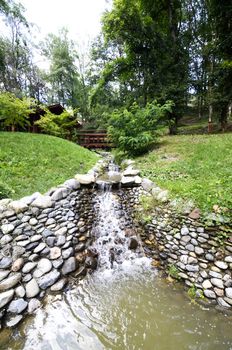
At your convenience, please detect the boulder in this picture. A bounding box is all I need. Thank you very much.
[31,194,53,209]
[0,273,21,291]
[141,178,154,192]
[9,200,28,214]
[51,187,70,201]
[61,257,77,275]
[0,289,14,309]
[25,278,40,298]
[63,179,80,190]
[8,298,28,314]
[75,174,95,185]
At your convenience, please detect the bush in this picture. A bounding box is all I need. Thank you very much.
[108,100,173,156]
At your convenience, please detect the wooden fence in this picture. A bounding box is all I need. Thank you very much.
[76,130,113,149]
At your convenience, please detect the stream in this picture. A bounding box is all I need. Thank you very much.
[1,173,232,350]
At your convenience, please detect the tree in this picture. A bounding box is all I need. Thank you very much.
[41,28,80,108]
[0,92,35,131]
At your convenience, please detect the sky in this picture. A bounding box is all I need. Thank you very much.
[0,0,111,68]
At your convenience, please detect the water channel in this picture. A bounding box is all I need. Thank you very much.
[1,173,232,350]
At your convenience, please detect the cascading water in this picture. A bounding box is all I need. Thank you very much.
[91,160,149,273]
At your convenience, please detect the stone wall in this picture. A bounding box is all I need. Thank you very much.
[137,179,232,310]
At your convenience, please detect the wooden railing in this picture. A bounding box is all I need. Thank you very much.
[76,130,113,149]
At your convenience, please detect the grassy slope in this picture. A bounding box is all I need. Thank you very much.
[0,132,98,199]
[136,134,232,214]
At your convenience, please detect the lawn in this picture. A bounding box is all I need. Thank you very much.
[136,133,232,215]
[0,132,98,199]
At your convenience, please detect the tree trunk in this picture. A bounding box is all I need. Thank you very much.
[11,124,16,132]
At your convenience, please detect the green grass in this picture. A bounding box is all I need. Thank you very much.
[136,134,232,215]
[0,132,98,199]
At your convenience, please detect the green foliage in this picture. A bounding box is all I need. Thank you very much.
[136,134,232,217]
[188,285,204,300]
[35,109,77,138]
[167,265,180,280]
[108,100,173,156]
[0,92,35,130]
[0,132,98,199]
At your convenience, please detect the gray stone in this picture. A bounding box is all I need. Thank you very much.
[57,235,66,246]
[196,227,204,233]
[34,242,46,253]
[181,227,189,236]
[202,280,212,289]
[31,194,53,209]
[211,278,224,289]
[6,314,23,327]
[205,254,215,262]
[195,247,204,255]
[0,289,14,308]
[50,278,67,291]
[225,256,232,263]
[25,278,40,298]
[37,270,60,289]
[33,258,52,278]
[61,257,77,275]
[204,289,216,299]
[186,265,199,272]
[51,187,70,201]
[0,270,10,282]
[63,178,80,190]
[181,236,191,244]
[217,298,231,308]
[46,218,56,226]
[55,227,67,236]
[52,258,63,269]
[75,174,95,185]
[185,244,195,252]
[50,247,61,260]
[141,178,154,192]
[22,262,37,274]
[215,261,228,270]
[11,258,24,272]
[0,273,21,291]
[15,286,25,298]
[29,218,38,226]
[42,229,53,238]
[62,247,74,259]
[8,298,28,314]
[1,224,14,234]
[28,298,41,313]
[31,235,42,242]
[225,288,232,299]
[0,234,13,245]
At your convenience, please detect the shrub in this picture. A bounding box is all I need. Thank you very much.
[108,100,173,156]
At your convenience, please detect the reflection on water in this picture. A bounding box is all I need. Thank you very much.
[1,265,232,350]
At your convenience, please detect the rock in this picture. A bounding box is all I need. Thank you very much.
[63,179,80,190]
[205,253,215,262]
[181,236,191,244]
[12,246,25,260]
[0,273,21,291]
[28,298,41,313]
[195,247,204,255]
[0,234,13,245]
[52,258,63,269]
[156,190,169,202]
[57,235,66,246]
[211,278,224,289]
[25,278,40,298]
[186,265,199,272]
[0,289,14,308]
[8,298,28,314]
[50,247,62,260]
[31,235,42,242]
[51,187,70,201]
[33,258,52,278]
[123,168,140,176]
[37,270,60,289]
[61,257,77,275]
[181,227,189,236]
[225,256,232,263]
[188,208,201,220]
[29,218,38,226]
[225,288,232,299]
[6,315,23,327]
[22,262,37,274]
[141,178,154,192]
[50,278,67,291]
[185,244,195,252]
[34,242,46,253]
[215,261,228,270]
[62,247,74,259]
[55,227,67,236]
[1,224,14,234]
[11,258,24,272]
[204,289,216,299]
[0,270,10,282]
[202,280,212,289]
[31,194,53,209]
[42,229,53,238]
[129,237,139,250]
[209,271,222,279]
[74,174,95,185]
[217,298,231,308]
[9,200,28,214]
[15,286,25,298]
[121,176,136,186]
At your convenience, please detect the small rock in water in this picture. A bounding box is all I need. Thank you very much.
[0,289,14,309]
[128,237,139,250]
[28,298,41,313]
[6,315,23,328]
[50,278,67,292]
[61,257,77,275]
[37,270,60,289]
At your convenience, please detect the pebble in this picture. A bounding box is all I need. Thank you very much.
[202,280,212,289]
[11,258,24,272]
[22,262,37,274]
[25,278,40,298]
[8,298,28,314]
[28,298,41,313]
[61,257,77,275]
[50,247,61,260]
[0,273,21,291]
[204,289,216,299]
[33,259,52,278]
[37,270,60,289]
[0,289,14,309]
[211,278,224,289]
[215,261,228,270]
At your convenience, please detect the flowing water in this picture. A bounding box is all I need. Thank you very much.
[1,181,232,350]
